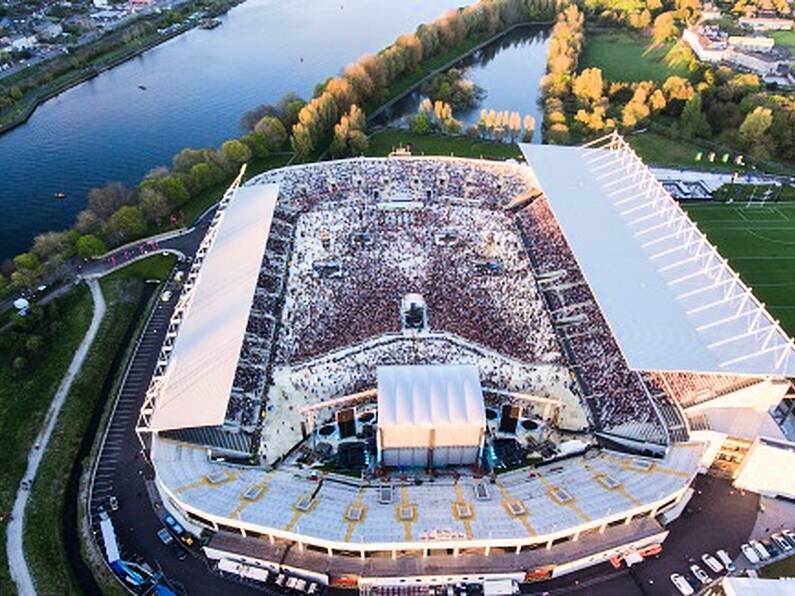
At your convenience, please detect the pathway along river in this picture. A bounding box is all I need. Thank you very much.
[0,0,549,261]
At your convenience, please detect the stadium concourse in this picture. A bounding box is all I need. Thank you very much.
[128,132,795,591]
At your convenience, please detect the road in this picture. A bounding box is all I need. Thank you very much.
[7,280,106,596]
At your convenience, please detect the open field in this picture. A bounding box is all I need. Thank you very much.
[626,131,744,172]
[0,285,93,593]
[580,31,688,82]
[770,30,795,52]
[24,255,175,594]
[366,129,521,160]
[683,201,795,336]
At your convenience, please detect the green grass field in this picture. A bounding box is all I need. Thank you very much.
[683,201,795,336]
[770,30,795,52]
[580,31,689,82]
[25,255,175,594]
[626,132,744,172]
[366,129,522,160]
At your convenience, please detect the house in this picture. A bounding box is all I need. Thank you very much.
[731,49,788,75]
[8,35,37,51]
[739,17,794,31]
[700,3,722,22]
[683,26,728,63]
[728,35,776,53]
[92,0,109,8]
[35,21,63,41]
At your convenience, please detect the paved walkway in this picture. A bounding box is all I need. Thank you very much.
[6,279,106,596]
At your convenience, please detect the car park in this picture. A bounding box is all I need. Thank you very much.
[690,564,710,585]
[172,544,188,561]
[750,539,771,560]
[670,573,694,595]
[783,529,795,547]
[717,549,736,572]
[741,543,760,564]
[701,553,723,573]
[157,527,174,545]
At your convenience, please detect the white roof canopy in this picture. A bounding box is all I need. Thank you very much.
[150,184,279,432]
[377,364,485,449]
[520,135,795,377]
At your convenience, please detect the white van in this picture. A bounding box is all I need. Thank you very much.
[701,553,723,573]
[750,539,770,560]
[717,549,736,572]
[670,573,694,595]
[741,543,760,564]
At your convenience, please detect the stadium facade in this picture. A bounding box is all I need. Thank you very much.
[135,132,795,589]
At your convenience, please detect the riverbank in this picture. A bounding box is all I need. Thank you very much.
[0,0,243,136]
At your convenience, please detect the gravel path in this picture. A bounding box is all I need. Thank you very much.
[6,279,106,595]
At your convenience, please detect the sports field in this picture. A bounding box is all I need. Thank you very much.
[683,201,795,336]
[580,31,689,82]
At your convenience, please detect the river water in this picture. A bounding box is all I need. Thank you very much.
[0,0,548,260]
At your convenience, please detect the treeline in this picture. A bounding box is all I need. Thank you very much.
[290,0,567,160]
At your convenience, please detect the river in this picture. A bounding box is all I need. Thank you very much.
[0,0,549,261]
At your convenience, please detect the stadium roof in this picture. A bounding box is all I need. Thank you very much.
[150,184,279,432]
[520,135,795,377]
[377,365,485,449]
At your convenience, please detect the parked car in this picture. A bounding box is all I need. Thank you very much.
[716,549,736,572]
[690,564,710,585]
[750,539,771,560]
[172,544,188,561]
[741,543,760,564]
[274,574,286,587]
[157,527,174,545]
[108,496,119,511]
[701,553,723,573]
[670,573,694,596]
[772,533,792,553]
[761,538,779,557]
[783,529,795,548]
[160,290,173,302]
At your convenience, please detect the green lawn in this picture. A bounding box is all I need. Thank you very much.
[24,255,175,595]
[770,30,795,52]
[626,131,745,172]
[0,285,94,594]
[761,553,795,578]
[366,129,522,160]
[683,201,795,336]
[580,31,689,82]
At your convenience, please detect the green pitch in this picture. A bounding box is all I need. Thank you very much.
[682,201,795,337]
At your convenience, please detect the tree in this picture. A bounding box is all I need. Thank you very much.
[14,252,40,272]
[221,139,252,164]
[254,116,288,152]
[87,182,134,221]
[139,187,170,223]
[25,335,43,353]
[652,12,678,47]
[680,93,711,138]
[408,112,433,135]
[0,274,8,298]
[157,176,189,205]
[76,234,107,259]
[172,148,207,173]
[572,68,604,105]
[105,206,146,244]
[739,106,773,158]
[74,210,101,235]
[31,231,72,261]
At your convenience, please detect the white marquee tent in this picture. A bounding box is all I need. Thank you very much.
[377,364,486,467]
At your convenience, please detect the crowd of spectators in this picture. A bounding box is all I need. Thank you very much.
[518,198,667,444]
[256,158,561,367]
[225,206,298,431]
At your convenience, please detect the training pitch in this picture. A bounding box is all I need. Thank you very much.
[684,200,795,337]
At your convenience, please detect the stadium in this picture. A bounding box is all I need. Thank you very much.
[135,132,795,590]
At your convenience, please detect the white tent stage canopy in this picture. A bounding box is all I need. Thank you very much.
[377,364,486,467]
[520,134,795,377]
[149,183,279,432]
